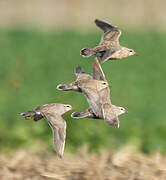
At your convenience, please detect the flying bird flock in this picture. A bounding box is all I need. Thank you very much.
[20,19,136,158]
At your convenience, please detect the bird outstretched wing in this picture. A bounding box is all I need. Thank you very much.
[102,104,119,128]
[92,58,107,81]
[95,19,121,43]
[92,58,111,101]
[44,113,66,158]
[82,87,103,118]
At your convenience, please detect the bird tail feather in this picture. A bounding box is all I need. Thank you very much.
[57,83,78,91]
[80,48,95,57]
[20,111,36,117]
[20,110,43,121]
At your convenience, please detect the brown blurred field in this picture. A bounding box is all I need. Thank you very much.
[1,147,166,180]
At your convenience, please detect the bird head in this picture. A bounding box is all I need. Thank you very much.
[95,80,109,91]
[63,104,72,112]
[128,48,136,56]
[120,47,136,58]
[118,106,127,115]
[112,105,127,116]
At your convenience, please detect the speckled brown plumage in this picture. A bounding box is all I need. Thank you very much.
[20,103,72,158]
[80,19,136,63]
[57,58,127,127]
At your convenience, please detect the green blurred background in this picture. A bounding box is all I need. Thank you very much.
[0,0,166,154]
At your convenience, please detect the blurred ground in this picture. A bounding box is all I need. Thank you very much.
[1,146,166,180]
[0,0,166,30]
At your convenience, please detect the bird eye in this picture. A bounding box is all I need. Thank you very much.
[121,108,123,110]
[66,105,70,108]
[130,50,133,52]
[103,82,106,85]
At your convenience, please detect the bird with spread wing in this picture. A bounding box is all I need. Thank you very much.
[57,58,127,128]
[20,103,72,158]
[80,19,136,63]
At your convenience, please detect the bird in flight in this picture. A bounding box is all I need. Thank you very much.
[57,58,127,127]
[20,103,72,158]
[80,19,136,63]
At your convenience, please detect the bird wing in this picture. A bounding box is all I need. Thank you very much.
[92,58,107,81]
[82,87,103,118]
[44,113,66,158]
[102,104,119,127]
[35,103,56,112]
[75,67,92,81]
[92,58,111,101]
[99,49,119,64]
[95,19,121,43]
[99,86,111,104]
